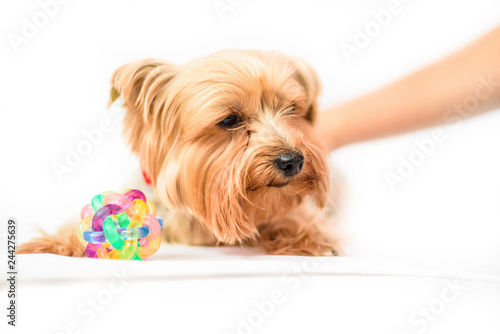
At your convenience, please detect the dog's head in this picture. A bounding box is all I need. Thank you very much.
[110,50,328,244]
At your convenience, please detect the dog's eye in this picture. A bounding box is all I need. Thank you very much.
[218,115,242,129]
[285,103,296,115]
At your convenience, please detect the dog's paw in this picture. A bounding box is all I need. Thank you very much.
[258,223,343,256]
[308,247,343,257]
[331,249,340,256]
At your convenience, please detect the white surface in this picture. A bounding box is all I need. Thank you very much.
[14,246,500,283]
[1,0,500,333]
[2,246,500,334]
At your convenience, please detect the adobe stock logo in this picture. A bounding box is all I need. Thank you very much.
[51,100,124,182]
[384,130,447,192]
[224,257,325,334]
[339,0,412,63]
[7,0,72,54]
[51,119,116,182]
[384,74,499,191]
[47,268,128,334]
[398,279,467,334]
[212,0,244,21]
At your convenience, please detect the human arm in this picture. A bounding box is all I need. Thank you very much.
[317,25,500,151]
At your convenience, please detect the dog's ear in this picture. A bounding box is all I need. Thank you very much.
[290,57,322,124]
[108,59,178,125]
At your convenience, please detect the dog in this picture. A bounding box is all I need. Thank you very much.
[18,50,342,256]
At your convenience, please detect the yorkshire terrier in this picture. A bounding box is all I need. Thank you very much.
[18,50,342,256]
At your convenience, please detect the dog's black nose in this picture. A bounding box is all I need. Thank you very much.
[275,152,305,177]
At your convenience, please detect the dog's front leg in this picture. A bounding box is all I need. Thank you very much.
[257,204,342,256]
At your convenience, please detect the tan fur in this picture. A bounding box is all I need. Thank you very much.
[18,50,342,257]
[17,224,85,257]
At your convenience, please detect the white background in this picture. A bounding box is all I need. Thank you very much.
[0,1,500,333]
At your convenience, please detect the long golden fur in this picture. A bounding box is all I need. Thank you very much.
[18,50,342,256]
